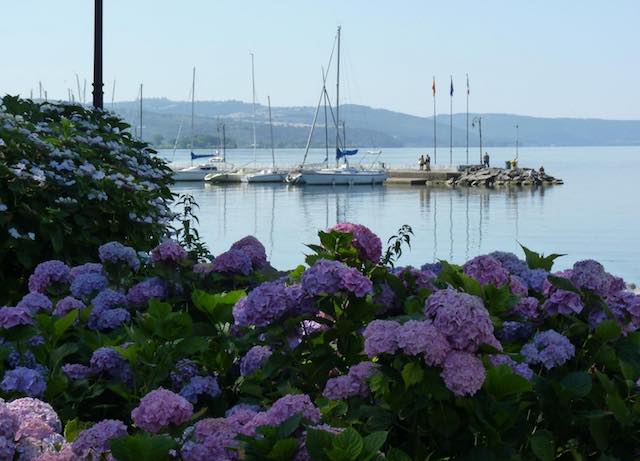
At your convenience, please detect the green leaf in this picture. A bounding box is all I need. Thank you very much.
[596,320,622,342]
[385,448,412,461]
[606,392,632,426]
[484,365,532,399]
[401,362,424,388]
[560,371,592,397]
[520,244,565,271]
[63,418,90,443]
[305,428,336,461]
[110,434,176,461]
[268,438,300,460]
[530,430,555,461]
[331,427,363,460]
[277,414,302,438]
[547,275,580,294]
[53,309,78,338]
[361,431,388,459]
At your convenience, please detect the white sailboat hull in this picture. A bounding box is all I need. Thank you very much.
[172,169,209,182]
[244,170,287,183]
[292,168,388,185]
[204,171,245,183]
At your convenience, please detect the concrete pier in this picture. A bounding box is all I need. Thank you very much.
[386,169,461,185]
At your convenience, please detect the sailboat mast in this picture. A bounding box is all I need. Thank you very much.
[250,52,257,164]
[335,26,341,167]
[268,96,275,169]
[139,83,143,139]
[322,67,329,166]
[222,124,227,162]
[191,67,195,166]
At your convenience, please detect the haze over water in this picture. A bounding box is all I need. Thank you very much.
[164,146,640,283]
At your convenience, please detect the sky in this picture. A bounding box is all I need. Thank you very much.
[1,0,639,119]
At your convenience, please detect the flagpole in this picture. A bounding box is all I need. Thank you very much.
[432,76,436,165]
[466,73,469,165]
[449,75,453,165]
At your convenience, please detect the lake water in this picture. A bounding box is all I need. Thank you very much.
[161,146,640,283]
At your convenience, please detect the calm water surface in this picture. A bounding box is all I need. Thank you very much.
[161,146,640,283]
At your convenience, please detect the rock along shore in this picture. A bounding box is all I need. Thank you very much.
[447,166,563,187]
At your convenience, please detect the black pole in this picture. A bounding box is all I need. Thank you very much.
[92,0,104,109]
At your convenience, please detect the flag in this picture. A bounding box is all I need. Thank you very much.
[432,77,436,97]
[450,77,454,96]
[466,74,470,95]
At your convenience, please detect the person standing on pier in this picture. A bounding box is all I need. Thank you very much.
[426,154,431,171]
[419,154,425,170]
[483,152,490,167]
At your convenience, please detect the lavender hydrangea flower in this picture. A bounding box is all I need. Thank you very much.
[211,249,253,276]
[131,388,193,433]
[1,367,46,397]
[69,262,103,281]
[261,394,321,427]
[0,404,19,438]
[98,241,140,270]
[70,272,108,299]
[397,320,450,366]
[570,260,610,295]
[440,351,486,397]
[521,329,575,370]
[488,251,529,276]
[6,398,61,433]
[240,346,272,376]
[151,240,188,264]
[230,236,268,269]
[330,222,382,262]
[126,277,167,307]
[421,262,443,275]
[16,292,52,314]
[542,289,584,316]
[27,260,70,293]
[362,320,401,357]
[510,276,529,297]
[323,361,379,400]
[497,321,535,343]
[53,296,85,317]
[463,255,509,287]
[171,359,199,389]
[62,364,93,381]
[301,259,373,298]
[233,280,290,328]
[513,296,540,319]
[179,376,221,404]
[0,307,34,329]
[425,289,497,352]
[89,347,131,382]
[393,266,436,291]
[520,268,549,292]
[71,419,127,459]
[489,354,534,381]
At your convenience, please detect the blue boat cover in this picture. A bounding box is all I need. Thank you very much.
[191,152,215,160]
[336,148,358,159]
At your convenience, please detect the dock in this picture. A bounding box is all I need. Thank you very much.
[386,169,461,186]
[385,167,563,187]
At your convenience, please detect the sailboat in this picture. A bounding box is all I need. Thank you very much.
[243,96,287,182]
[287,26,387,186]
[172,67,235,182]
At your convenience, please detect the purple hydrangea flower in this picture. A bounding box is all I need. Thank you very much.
[497,321,534,343]
[131,388,193,433]
[53,296,85,317]
[570,260,610,295]
[1,367,46,397]
[488,251,529,276]
[440,351,486,397]
[27,336,44,347]
[181,416,247,461]
[225,404,261,418]
[171,359,199,389]
[15,418,55,440]
[69,263,103,281]
[126,277,167,307]
[151,240,188,264]
[240,346,272,376]
[88,308,130,331]
[425,289,497,352]
[98,241,140,270]
[489,354,534,381]
[421,262,443,275]
[89,347,131,382]
[513,296,540,319]
[179,376,221,404]
[192,262,214,275]
[230,236,268,269]
[261,394,320,427]
[463,255,510,287]
[373,282,396,312]
[510,276,528,297]
[521,329,575,370]
[0,436,15,460]
[392,266,436,291]
[0,404,19,438]
[301,259,373,298]
[0,307,34,329]
[16,292,52,314]
[323,361,380,400]
[27,260,70,293]
[542,289,584,316]
[330,222,382,262]
[71,419,127,459]
[520,268,549,292]
[233,280,290,328]
[62,364,94,381]
[362,320,401,357]
[212,249,253,276]
[70,272,108,299]
[5,398,61,433]
[397,320,451,366]
[285,283,318,317]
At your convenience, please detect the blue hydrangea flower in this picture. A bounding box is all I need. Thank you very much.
[1,367,46,397]
[179,376,221,404]
[521,330,575,370]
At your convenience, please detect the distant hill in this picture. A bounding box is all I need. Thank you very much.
[111,98,640,149]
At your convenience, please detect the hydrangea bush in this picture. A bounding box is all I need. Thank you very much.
[0,96,174,303]
[2,210,640,459]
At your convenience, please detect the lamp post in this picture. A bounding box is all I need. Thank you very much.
[472,116,482,165]
[92,0,104,109]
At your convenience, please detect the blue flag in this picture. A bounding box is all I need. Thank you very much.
[336,148,359,159]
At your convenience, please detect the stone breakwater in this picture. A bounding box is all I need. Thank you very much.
[448,167,564,187]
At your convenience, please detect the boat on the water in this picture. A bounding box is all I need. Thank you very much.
[204,170,245,183]
[286,26,387,186]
